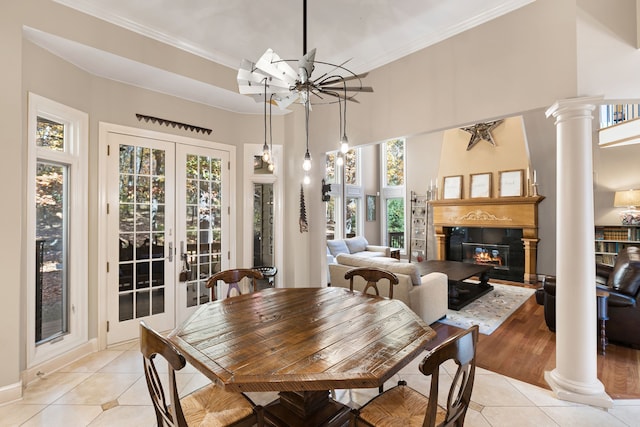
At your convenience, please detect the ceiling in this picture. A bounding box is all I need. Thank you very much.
[30,0,534,114]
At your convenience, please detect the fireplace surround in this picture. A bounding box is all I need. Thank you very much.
[429,196,544,283]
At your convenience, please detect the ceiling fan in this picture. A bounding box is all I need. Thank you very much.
[236,0,373,110]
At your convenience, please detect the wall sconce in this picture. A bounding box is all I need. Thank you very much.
[321,179,331,202]
[614,189,640,225]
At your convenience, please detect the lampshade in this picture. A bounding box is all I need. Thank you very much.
[614,190,640,208]
[614,189,640,226]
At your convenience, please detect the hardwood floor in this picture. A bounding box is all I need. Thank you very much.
[429,288,640,400]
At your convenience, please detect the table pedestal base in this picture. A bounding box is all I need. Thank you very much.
[264,390,351,427]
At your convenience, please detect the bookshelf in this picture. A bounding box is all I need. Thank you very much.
[594,225,640,265]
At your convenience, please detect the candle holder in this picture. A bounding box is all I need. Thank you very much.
[531,183,539,197]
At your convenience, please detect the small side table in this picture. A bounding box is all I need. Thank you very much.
[390,249,400,260]
[596,290,609,355]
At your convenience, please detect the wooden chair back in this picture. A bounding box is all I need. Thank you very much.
[206,268,264,300]
[140,321,188,427]
[419,325,479,427]
[344,267,399,299]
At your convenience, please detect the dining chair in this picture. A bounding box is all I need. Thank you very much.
[344,266,400,396]
[351,325,479,427]
[344,267,399,299]
[139,321,263,427]
[206,268,264,301]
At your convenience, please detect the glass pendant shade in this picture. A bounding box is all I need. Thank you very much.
[262,142,270,161]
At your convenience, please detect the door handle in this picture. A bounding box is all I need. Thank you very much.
[168,242,173,262]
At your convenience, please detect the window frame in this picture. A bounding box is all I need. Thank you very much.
[26,93,88,367]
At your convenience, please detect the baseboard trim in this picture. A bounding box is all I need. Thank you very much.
[0,380,23,405]
[22,339,98,386]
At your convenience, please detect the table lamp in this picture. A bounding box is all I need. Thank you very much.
[614,189,640,225]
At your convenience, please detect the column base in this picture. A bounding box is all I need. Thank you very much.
[545,370,613,409]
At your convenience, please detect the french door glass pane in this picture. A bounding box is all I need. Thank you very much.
[184,154,222,305]
[35,162,68,344]
[117,145,166,322]
[253,183,274,267]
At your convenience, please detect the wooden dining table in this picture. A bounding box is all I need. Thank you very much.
[168,286,436,427]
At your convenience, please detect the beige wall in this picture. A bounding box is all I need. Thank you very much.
[437,117,531,198]
[1,3,25,388]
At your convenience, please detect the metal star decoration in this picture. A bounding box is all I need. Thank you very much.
[461,120,503,151]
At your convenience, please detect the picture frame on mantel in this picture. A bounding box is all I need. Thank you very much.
[499,169,524,197]
[470,172,492,198]
[442,175,463,199]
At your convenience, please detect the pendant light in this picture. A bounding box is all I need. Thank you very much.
[261,78,270,162]
[336,94,344,166]
[340,80,349,154]
[267,94,275,171]
[302,86,312,173]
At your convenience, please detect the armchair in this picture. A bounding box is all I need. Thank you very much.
[596,246,640,348]
[538,246,640,349]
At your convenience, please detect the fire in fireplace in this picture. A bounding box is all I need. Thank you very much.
[462,243,509,270]
[446,227,524,282]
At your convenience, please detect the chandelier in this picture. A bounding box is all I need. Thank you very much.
[236,0,372,180]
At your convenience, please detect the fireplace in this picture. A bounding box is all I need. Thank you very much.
[447,227,524,281]
[429,196,543,283]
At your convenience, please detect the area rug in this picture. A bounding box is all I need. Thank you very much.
[438,282,536,335]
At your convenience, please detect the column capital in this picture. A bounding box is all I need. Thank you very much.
[545,96,604,120]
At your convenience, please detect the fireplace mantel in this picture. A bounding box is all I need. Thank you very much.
[429,196,544,283]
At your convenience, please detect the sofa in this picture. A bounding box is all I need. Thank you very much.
[329,253,448,325]
[327,236,391,264]
[327,236,392,283]
[538,246,640,348]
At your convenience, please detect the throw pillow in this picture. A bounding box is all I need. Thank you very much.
[344,236,368,253]
[327,239,350,257]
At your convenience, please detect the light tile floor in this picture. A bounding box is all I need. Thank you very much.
[2,340,640,427]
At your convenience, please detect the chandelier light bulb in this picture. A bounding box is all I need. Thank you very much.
[302,150,312,171]
[262,142,270,162]
[267,161,274,172]
[336,152,344,166]
[303,173,311,185]
[340,135,349,154]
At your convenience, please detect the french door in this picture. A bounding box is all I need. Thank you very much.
[105,129,229,344]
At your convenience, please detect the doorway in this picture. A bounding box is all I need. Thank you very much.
[100,124,233,345]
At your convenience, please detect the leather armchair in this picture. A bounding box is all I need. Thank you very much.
[596,246,640,348]
[538,246,640,349]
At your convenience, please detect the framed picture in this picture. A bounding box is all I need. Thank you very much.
[442,175,463,199]
[366,195,376,221]
[499,169,524,197]
[470,172,492,198]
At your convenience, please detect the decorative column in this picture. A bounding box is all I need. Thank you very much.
[545,97,612,408]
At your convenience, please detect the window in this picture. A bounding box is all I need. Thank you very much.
[381,138,406,250]
[325,148,363,240]
[27,94,88,366]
